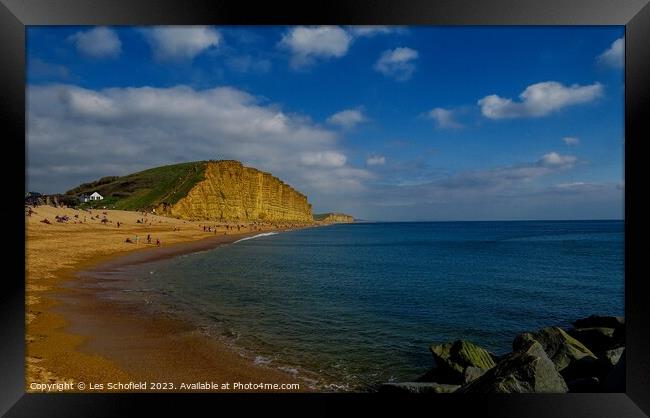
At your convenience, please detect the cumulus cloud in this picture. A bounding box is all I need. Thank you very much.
[142,26,220,61]
[279,26,352,69]
[278,25,401,69]
[366,155,386,166]
[562,136,581,146]
[374,47,418,81]
[426,108,463,129]
[69,27,121,59]
[27,84,371,197]
[478,81,603,119]
[540,152,577,167]
[326,108,367,129]
[598,37,624,68]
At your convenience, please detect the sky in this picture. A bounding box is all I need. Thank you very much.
[26,26,624,221]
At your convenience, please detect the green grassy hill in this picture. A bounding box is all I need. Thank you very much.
[65,161,207,210]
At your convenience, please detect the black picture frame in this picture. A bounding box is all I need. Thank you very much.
[2,0,648,415]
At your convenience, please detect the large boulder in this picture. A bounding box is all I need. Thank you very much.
[457,340,568,393]
[513,327,598,380]
[602,346,625,368]
[568,327,621,353]
[463,366,487,384]
[378,382,460,394]
[428,340,496,383]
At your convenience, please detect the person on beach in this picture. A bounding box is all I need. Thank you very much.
[156,238,161,247]
[147,234,151,244]
[117,221,120,228]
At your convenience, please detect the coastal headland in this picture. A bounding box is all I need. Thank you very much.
[26,160,353,392]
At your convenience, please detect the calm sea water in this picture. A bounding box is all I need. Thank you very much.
[101,220,624,390]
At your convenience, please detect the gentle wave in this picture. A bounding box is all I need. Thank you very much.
[233,232,279,243]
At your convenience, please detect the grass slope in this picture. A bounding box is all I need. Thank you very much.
[66,161,207,210]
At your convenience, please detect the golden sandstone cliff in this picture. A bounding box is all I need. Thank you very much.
[158,160,313,223]
[315,213,355,224]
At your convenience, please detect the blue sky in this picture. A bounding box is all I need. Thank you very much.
[26,26,624,220]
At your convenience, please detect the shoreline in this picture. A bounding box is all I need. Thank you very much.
[26,205,317,392]
[63,230,328,391]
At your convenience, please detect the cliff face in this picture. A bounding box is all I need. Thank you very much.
[315,213,354,224]
[160,160,313,222]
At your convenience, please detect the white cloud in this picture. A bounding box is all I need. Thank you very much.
[366,155,386,166]
[279,26,352,69]
[374,47,418,81]
[598,37,624,68]
[562,136,581,146]
[142,26,220,61]
[69,27,121,59]
[327,108,367,129]
[348,26,397,37]
[354,151,595,220]
[478,81,603,119]
[27,84,371,197]
[300,151,347,168]
[437,153,576,191]
[426,108,463,129]
[540,152,577,167]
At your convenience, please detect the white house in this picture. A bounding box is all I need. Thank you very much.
[89,192,104,201]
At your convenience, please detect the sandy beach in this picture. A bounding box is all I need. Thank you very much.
[26,205,311,392]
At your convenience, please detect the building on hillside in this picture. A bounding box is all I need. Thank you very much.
[78,193,90,203]
[89,192,104,201]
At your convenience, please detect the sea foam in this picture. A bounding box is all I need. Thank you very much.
[233,232,279,244]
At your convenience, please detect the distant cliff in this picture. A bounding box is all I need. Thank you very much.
[67,160,314,223]
[162,161,313,222]
[314,213,354,224]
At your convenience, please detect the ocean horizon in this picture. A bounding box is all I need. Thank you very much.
[94,219,624,390]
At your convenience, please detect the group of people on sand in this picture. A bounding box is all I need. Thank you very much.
[125,233,161,247]
[195,220,306,234]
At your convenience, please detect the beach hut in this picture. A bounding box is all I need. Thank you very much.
[89,192,104,201]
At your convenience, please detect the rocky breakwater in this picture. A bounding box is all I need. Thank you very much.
[379,315,625,393]
[160,160,313,223]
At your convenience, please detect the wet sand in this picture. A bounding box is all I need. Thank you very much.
[26,205,312,392]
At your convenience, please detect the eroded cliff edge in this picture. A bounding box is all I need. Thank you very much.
[314,213,355,224]
[159,160,313,222]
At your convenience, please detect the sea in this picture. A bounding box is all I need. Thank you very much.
[94,220,624,391]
